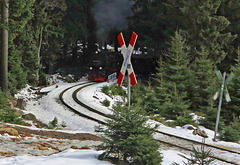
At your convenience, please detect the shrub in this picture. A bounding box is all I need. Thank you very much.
[102,98,110,107]
[175,111,196,127]
[101,85,126,97]
[220,116,240,142]
[48,117,58,129]
[101,85,110,95]
[0,108,25,125]
[0,90,25,125]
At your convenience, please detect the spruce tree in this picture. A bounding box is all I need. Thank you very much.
[18,24,39,85]
[62,0,97,64]
[165,0,236,65]
[218,0,240,70]
[191,46,217,112]
[220,116,240,142]
[173,139,215,165]
[32,0,67,78]
[221,47,240,124]
[8,0,35,93]
[128,0,174,57]
[97,104,162,165]
[154,30,193,119]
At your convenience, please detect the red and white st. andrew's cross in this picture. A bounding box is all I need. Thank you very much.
[117,32,138,87]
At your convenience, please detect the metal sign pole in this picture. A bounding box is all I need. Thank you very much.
[128,72,131,108]
[116,32,138,109]
[213,72,226,141]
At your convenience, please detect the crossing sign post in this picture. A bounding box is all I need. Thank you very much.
[213,71,234,141]
[117,32,138,87]
[117,32,138,107]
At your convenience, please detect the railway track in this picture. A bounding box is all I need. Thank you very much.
[59,82,109,125]
[60,82,240,165]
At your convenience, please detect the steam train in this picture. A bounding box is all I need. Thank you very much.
[88,50,122,81]
[87,50,157,82]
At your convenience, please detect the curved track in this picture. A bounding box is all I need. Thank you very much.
[59,82,109,125]
[60,83,240,165]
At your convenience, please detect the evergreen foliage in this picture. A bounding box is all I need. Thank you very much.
[97,104,162,165]
[8,0,35,93]
[221,47,240,124]
[101,85,126,97]
[218,0,240,70]
[128,0,174,57]
[220,116,240,142]
[165,0,236,65]
[48,117,58,129]
[173,139,215,165]
[62,0,97,64]
[32,0,67,76]
[191,46,217,113]
[0,90,24,125]
[154,30,193,119]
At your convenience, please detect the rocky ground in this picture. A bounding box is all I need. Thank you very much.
[0,122,102,158]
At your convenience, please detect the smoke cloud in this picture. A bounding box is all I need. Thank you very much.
[94,0,134,37]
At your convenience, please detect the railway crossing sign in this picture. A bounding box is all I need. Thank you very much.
[117,32,138,87]
[213,71,234,141]
[213,71,234,102]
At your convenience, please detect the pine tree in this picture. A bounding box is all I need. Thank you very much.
[221,47,240,124]
[7,0,35,93]
[191,46,217,112]
[97,104,162,165]
[218,0,240,70]
[128,0,174,57]
[18,24,39,85]
[62,0,97,64]
[220,116,240,142]
[165,0,236,65]
[32,0,67,78]
[173,139,215,165]
[154,30,193,119]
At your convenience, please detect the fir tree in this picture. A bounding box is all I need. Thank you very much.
[165,0,236,65]
[128,0,174,57]
[8,0,35,93]
[154,30,193,119]
[221,47,240,124]
[97,104,162,165]
[17,24,39,85]
[174,139,215,165]
[33,0,67,79]
[218,0,240,70]
[191,46,217,112]
[220,115,240,142]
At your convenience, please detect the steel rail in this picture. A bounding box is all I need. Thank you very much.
[60,82,240,164]
[59,82,107,125]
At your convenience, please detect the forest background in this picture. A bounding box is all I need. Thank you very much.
[0,0,240,142]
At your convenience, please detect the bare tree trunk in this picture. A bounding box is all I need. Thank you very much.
[36,27,43,84]
[0,0,9,92]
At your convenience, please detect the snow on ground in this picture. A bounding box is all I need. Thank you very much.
[0,149,111,165]
[20,77,100,133]
[148,119,240,150]
[5,75,239,164]
[77,82,124,114]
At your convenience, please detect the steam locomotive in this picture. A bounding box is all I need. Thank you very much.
[87,50,157,82]
[88,50,122,81]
